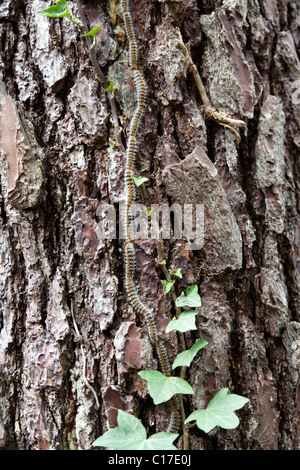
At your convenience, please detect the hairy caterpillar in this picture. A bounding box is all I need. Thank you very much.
[120,0,181,434]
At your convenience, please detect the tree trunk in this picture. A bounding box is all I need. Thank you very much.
[0,0,299,451]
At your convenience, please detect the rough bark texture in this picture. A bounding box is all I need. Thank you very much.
[0,0,299,450]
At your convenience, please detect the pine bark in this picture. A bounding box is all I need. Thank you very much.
[0,0,299,450]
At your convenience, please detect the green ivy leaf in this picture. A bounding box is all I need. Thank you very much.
[146,207,153,216]
[132,175,149,187]
[185,388,249,433]
[175,285,201,308]
[138,370,194,404]
[141,432,179,450]
[170,268,182,279]
[37,0,70,17]
[162,280,175,295]
[80,24,103,37]
[172,339,208,369]
[165,310,198,333]
[140,166,147,172]
[105,81,114,92]
[93,410,178,450]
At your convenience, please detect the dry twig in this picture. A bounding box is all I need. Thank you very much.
[176,31,246,145]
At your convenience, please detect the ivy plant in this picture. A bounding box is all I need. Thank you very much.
[166,310,198,333]
[132,175,149,187]
[175,284,202,308]
[138,370,194,405]
[94,284,249,450]
[172,338,208,369]
[105,81,114,92]
[37,0,82,26]
[80,24,103,38]
[93,410,178,450]
[185,388,249,433]
[169,267,183,278]
[37,0,70,17]
[162,279,175,294]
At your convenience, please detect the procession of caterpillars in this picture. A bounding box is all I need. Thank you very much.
[120,0,181,434]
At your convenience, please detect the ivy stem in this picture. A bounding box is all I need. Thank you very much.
[68,11,84,27]
[156,239,189,450]
[74,0,125,152]
[140,182,148,204]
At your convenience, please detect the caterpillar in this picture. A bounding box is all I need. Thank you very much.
[120,0,181,434]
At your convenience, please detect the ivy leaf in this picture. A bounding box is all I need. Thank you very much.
[162,280,175,295]
[185,388,249,433]
[142,432,179,450]
[146,207,153,216]
[166,310,198,333]
[105,81,114,92]
[132,175,149,187]
[138,370,194,404]
[172,339,208,369]
[170,268,182,279]
[175,285,201,308]
[93,410,178,450]
[80,24,103,37]
[37,0,70,17]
